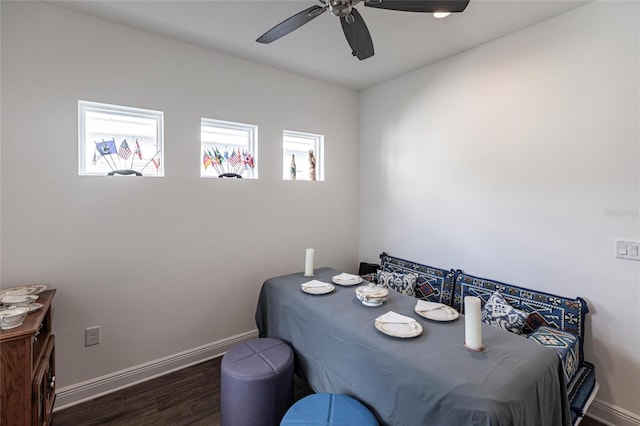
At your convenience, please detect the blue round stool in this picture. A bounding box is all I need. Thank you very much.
[280,393,379,426]
[221,337,294,426]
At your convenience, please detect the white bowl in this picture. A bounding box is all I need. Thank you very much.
[0,307,29,329]
[355,283,389,307]
[0,294,38,306]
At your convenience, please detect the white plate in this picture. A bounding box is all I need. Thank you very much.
[25,303,44,313]
[301,283,335,295]
[0,294,39,306]
[0,303,41,314]
[414,305,459,322]
[0,284,48,296]
[332,275,363,286]
[375,320,423,338]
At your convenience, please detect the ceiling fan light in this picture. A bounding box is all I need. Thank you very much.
[433,11,451,18]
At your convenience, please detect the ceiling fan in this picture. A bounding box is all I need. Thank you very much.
[256,0,471,60]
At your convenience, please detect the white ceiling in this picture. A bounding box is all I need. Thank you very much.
[52,0,589,90]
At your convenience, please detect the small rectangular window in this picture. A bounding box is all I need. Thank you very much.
[78,101,164,176]
[201,118,258,179]
[283,130,323,181]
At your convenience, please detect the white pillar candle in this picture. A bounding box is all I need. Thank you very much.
[464,296,483,350]
[304,248,315,277]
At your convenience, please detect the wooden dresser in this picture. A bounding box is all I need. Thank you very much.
[1,289,56,426]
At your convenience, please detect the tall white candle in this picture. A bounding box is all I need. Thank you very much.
[304,248,315,277]
[464,296,483,350]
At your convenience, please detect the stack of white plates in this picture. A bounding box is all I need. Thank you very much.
[0,285,48,315]
[0,284,48,296]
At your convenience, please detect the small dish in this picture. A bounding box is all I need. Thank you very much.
[0,306,29,330]
[300,282,335,295]
[0,294,39,307]
[355,283,388,307]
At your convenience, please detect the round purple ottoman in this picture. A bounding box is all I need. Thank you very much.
[221,337,294,426]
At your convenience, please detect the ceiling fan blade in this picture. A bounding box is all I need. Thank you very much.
[256,5,327,44]
[340,9,374,60]
[365,0,470,13]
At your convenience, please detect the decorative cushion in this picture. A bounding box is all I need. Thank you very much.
[453,272,589,361]
[379,252,455,305]
[481,291,528,334]
[528,326,581,383]
[377,270,416,297]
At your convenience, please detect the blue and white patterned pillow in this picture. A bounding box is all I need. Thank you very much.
[528,326,580,383]
[481,291,528,334]
[377,271,416,297]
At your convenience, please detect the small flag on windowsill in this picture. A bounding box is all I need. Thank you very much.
[95,139,117,156]
[118,139,132,159]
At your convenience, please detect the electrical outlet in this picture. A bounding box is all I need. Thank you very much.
[85,326,101,346]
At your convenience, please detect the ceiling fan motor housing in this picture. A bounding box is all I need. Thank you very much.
[329,0,355,17]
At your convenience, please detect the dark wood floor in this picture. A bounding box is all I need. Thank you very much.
[52,356,312,426]
[53,356,605,426]
[53,357,222,426]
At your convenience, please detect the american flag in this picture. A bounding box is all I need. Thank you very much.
[229,150,242,166]
[118,139,132,159]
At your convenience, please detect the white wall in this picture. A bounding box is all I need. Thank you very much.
[0,0,359,401]
[360,2,639,424]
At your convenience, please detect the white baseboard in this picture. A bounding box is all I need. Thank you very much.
[54,329,259,411]
[587,398,640,426]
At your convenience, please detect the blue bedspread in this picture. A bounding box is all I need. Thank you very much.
[256,267,571,426]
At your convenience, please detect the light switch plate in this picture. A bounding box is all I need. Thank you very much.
[617,242,628,256]
[616,240,640,261]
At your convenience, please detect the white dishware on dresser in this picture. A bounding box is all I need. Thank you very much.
[0,306,30,330]
[0,294,39,307]
[0,284,48,296]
